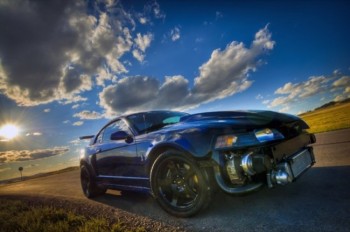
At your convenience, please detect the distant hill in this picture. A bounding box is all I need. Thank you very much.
[299,99,350,133]
[0,166,79,185]
[299,97,350,116]
[314,98,350,111]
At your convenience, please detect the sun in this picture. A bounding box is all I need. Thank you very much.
[0,124,20,140]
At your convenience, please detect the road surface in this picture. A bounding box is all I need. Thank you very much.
[1,129,350,231]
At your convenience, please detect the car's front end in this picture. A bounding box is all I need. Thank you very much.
[180,111,316,194]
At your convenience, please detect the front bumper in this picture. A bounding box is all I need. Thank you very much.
[212,132,316,194]
[267,147,315,187]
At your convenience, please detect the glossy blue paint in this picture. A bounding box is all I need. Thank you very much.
[80,110,308,192]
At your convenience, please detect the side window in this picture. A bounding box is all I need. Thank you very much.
[101,120,130,143]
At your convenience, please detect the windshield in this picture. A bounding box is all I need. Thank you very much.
[126,111,188,134]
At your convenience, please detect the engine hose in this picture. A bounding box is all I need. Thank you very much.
[213,165,263,195]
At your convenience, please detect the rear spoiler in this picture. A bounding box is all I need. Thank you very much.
[79,135,94,140]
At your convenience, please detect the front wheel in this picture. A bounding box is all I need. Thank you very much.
[80,165,106,198]
[150,150,212,217]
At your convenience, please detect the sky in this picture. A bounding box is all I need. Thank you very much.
[0,0,349,180]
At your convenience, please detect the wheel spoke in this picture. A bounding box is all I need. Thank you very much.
[185,186,197,199]
[167,160,180,174]
[170,191,179,207]
[184,169,195,181]
[158,176,172,187]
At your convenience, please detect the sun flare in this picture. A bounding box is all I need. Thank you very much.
[0,124,20,140]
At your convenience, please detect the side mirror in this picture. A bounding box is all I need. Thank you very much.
[110,131,133,143]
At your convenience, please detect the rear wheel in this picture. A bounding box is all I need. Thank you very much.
[80,165,106,198]
[150,150,212,217]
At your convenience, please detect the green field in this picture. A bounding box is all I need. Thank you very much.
[300,102,350,133]
[0,199,145,232]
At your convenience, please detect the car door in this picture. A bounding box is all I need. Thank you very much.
[94,119,141,179]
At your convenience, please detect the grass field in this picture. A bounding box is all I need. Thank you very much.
[0,199,145,232]
[300,102,350,133]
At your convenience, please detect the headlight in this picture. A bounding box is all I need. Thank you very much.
[215,135,238,149]
[215,134,258,149]
[215,128,285,149]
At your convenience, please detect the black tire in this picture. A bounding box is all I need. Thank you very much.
[80,165,106,198]
[150,150,212,217]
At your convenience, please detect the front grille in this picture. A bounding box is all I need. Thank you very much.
[290,149,313,178]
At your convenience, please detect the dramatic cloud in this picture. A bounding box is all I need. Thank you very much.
[73,110,103,120]
[266,72,350,111]
[0,0,140,106]
[268,76,331,108]
[99,76,160,116]
[0,147,69,163]
[100,26,275,115]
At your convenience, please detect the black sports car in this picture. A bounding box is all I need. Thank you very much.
[79,110,316,217]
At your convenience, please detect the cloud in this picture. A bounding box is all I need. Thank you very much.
[25,132,42,137]
[279,106,290,113]
[0,0,136,105]
[268,71,350,111]
[134,33,153,52]
[99,76,159,116]
[139,17,148,24]
[73,110,103,120]
[73,121,84,126]
[170,26,181,41]
[346,87,350,94]
[99,26,274,115]
[216,11,224,19]
[269,75,332,108]
[0,147,69,163]
[332,76,350,88]
[334,94,346,102]
[152,1,166,19]
[72,104,79,109]
[332,76,350,101]
[43,108,51,113]
[132,32,153,62]
[135,1,165,26]
[24,163,40,169]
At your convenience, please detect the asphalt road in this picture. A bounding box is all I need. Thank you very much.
[1,129,350,231]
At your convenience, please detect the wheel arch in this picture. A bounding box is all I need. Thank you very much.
[146,143,196,175]
[80,159,98,178]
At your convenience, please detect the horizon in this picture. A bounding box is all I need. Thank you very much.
[1,0,349,180]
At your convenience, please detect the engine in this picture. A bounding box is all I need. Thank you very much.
[225,152,273,185]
